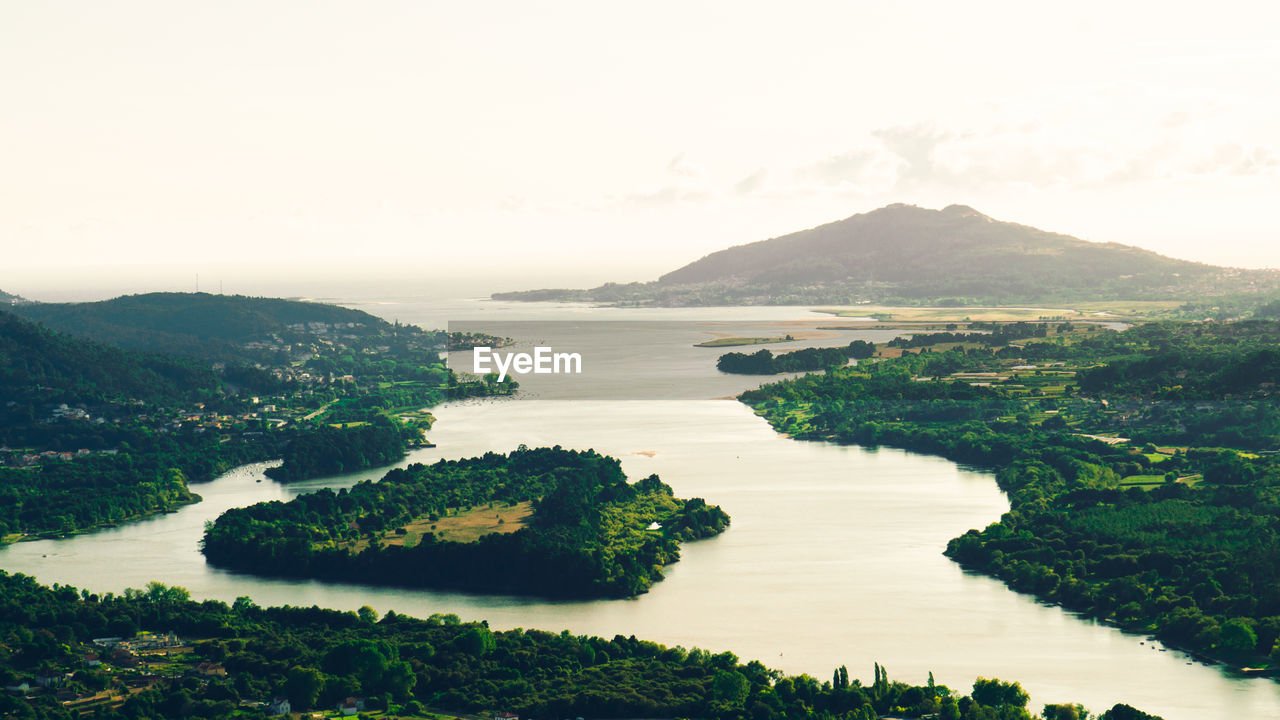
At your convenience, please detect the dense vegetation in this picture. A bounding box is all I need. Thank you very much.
[741,320,1280,671]
[885,322,1053,349]
[494,204,1279,306]
[204,447,730,598]
[264,416,414,482]
[0,572,1160,720]
[0,295,511,539]
[717,341,876,374]
[0,309,221,408]
[11,293,395,363]
[0,310,284,538]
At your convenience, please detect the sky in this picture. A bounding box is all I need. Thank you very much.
[3,1,1279,299]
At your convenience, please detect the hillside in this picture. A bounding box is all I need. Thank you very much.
[0,288,25,305]
[11,292,397,362]
[494,204,1279,306]
[0,308,221,408]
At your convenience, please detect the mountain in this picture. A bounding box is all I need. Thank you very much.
[11,292,395,362]
[0,308,220,408]
[494,204,1279,305]
[0,289,26,305]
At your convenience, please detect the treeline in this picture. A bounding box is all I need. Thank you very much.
[0,310,221,407]
[0,433,280,539]
[0,572,1160,720]
[11,292,391,363]
[2,294,515,538]
[264,416,410,482]
[886,322,1054,349]
[718,341,876,375]
[741,321,1280,668]
[204,447,730,598]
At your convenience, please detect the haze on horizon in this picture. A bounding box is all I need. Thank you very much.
[3,1,1279,301]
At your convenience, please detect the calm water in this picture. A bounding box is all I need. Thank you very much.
[1,302,1276,719]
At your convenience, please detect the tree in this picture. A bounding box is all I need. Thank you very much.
[382,660,417,700]
[1100,704,1161,720]
[1219,618,1257,654]
[285,666,324,710]
[456,626,495,656]
[712,670,749,706]
[971,677,1029,709]
[1043,703,1086,720]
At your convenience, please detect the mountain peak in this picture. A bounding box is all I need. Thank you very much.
[495,204,1279,306]
[941,203,987,218]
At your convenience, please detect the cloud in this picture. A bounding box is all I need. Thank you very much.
[1189,143,1279,177]
[872,124,955,186]
[797,151,880,185]
[732,168,769,196]
[615,185,713,208]
[666,153,706,178]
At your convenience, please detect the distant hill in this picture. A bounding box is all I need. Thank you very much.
[12,292,394,362]
[495,204,1279,306]
[0,289,26,306]
[0,308,220,407]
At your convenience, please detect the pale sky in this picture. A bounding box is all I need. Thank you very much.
[3,1,1279,298]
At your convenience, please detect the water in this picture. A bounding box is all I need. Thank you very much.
[1,302,1276,719]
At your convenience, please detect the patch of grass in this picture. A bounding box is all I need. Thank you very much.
[1120,474,1168,485]
[816,306,1078,322]
[339,502,536,553]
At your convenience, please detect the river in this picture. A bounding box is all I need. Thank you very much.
[1,300,1275,719]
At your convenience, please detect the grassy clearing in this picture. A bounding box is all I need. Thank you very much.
[1119,474,1204,491]
[1120,474,1168,485]
[340,501,535,553]
[401,501,534,545]
[815,302,1181,323]
[816,306,1078,322]
[1064,300,1186,316]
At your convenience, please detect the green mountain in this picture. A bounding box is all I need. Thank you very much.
[0,308,220,408]
[11,292,393,362]
[495,204,1279,305]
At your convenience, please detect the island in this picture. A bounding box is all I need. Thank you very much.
[202,446,730,598]
[718,340,877,374]
[695,335,793,348]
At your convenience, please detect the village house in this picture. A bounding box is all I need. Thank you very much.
[268,696,292,716]
[338,696,366,715]
[193,661,227,677]
[34,672,69,688]
[3,680,31,695]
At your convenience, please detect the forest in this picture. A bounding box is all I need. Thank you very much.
[740,320,1280,670]
[203,447,731,598]
[717,341,876,375]
[0,298,513,539]
[0,571,1161,720]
